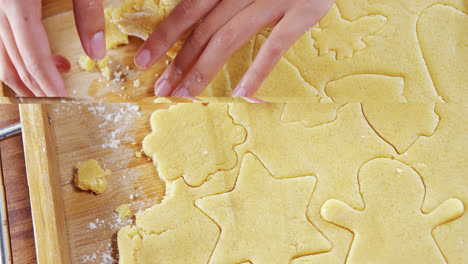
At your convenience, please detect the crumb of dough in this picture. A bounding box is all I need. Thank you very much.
[74,160,111,194]
[100,66,112,80]
[78,55,96,72]
[134,151,142,158]
[96,56,113,80]
[78,55,113,80]
[133,79,141,88]
[115,204,132,219]
[96,56,110,70]
[105,8,129,49]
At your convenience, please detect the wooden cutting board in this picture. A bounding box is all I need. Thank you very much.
[20,103,172,263]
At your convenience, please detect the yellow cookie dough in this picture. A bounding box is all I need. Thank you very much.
[115,0,468,263]
[142,103,246,186]
[78,55,95,72]
[118,100,467,263]
[107,0,164,40]
[105,8,129,49]
[96,0,466,103]
[118,168,240,264]
[115,204,132,219]
[78,55,113,80]
[196,154,331,263]
[74,159,110,194]
[321,158,464,263]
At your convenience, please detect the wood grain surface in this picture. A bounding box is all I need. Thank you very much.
[0,105,37,264]
[21,103,169,263]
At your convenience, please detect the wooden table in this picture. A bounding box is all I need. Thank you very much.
[0,105,36,264]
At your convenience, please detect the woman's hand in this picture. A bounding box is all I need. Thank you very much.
[0,0,106,97]
[135,0,334,98]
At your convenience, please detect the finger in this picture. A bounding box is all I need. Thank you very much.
[154,0,255,96]
[4,6,68,97]
[233,1,333,98]
[73,0,106,60]
[232,16,308,97]
[0,11,46,96]
[135,0,221,69]
[53,55,71,73]
[0,38,34,97]
[172,2,282,97]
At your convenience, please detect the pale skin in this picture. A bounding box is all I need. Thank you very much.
[0,0,106,97]
[0,0,334,98]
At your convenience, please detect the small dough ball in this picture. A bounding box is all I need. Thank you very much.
[115,204,132,219]
[78,55,95,72]
[74,159,111,194]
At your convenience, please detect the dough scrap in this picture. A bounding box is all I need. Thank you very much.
[78,55,96,72]
[105,8,129,49]
[115,204,132,219]
[74,159,110,194]
[196,154,332,264]
[321,158,464,264]
[142,103,246,186]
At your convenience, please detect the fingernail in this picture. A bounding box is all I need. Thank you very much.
[232,86,247,97]
[135,49,151,69]
[155,79,172,97]
[90,31,106,60]
[173,87,190,97]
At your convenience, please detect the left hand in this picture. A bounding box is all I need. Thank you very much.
[134,0,335,98]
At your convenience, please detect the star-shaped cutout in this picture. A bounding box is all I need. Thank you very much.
[312,5,387,60]
[196,154,331,264]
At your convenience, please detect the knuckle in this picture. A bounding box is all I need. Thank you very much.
[170,61,185,78]
[211,28,236,51]
[268,39,285,57]
[173,0,197,18]
[173,0,219,19]
[151,29,172,50]
[188,23,211,47]
[189,70,204,84]
[17,70,36,88]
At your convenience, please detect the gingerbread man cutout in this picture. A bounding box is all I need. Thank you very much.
[321,158,464,263]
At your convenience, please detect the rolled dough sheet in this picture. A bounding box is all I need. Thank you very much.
[117,102,467,264]
[114,0,468,263]
[100,0,466,102]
